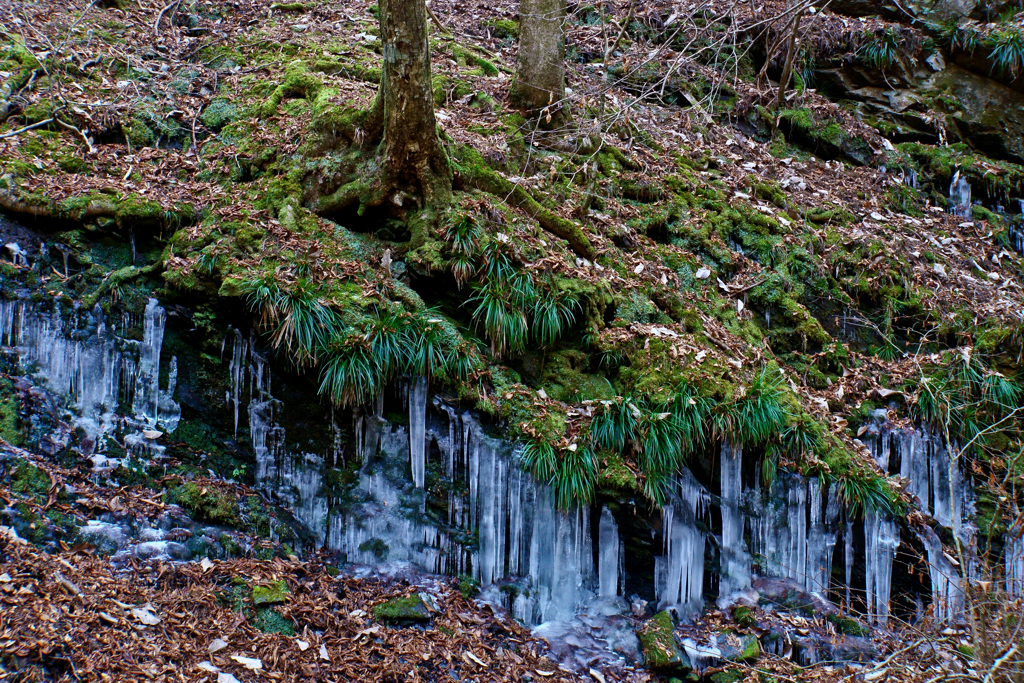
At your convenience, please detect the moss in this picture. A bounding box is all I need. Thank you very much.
[825,613,870,637]
[485,18,519,40]
[598,451,637,492]
[540,350,613,403]
[458,575,480,598]
[451,45,498,76]
[732,605,755,628]
[312,60,382,83]
[10,459,49,500]
[710,670,745,683]
[122,115,156,148]
[0,379,23,446]
[252,607,296,635]
[201,98,239,130]
[173,482,242,526]
[373,594,431,621]
[252,580,290,606]
[259,60,323,118]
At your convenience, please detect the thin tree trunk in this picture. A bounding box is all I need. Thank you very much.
[510,0,568,126]
[365,0,451,209]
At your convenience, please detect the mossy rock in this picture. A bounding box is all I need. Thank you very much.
[825,612,870,637]
[10,459,49,500]
[710,670,745,683]
[717,630,759,662]
[373,594,431,622]
[252,580,290,606]
[637,610,690,673]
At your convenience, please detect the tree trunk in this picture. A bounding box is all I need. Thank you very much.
[365,0,451,209]
[510,0,567,126]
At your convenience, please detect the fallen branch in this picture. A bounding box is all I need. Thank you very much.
[154,0,181,36]
[0,118,54,139]
[53,116,95,154]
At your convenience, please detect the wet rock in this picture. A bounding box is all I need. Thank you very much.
[826,635,877,662]
[717,631,759,662]
[135,540,191,561]
[637,611,691,673]
[753,577,836,615]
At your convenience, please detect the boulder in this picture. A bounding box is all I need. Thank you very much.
[637,611,691,673]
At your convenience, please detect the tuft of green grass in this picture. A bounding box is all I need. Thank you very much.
[319,334,381,407]
[989,25,1024,78]
[552,444,597,509]
[520,439,559,481]
[857,28,900,71]
[715,365,789,447]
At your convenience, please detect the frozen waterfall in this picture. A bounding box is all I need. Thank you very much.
[949,170,972,218]
[867,418,976,624]
[751,473,839,597]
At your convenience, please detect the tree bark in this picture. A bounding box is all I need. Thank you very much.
[510,0,568,126]
[364,0,451,209]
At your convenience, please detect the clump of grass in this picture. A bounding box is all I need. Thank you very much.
[857,28,900,71]
[989,25,1024,78]
[467,246,579,356]
[713,365,788,447]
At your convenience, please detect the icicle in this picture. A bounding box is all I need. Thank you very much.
[1006,525,1024,597]
[719,441,750,596]
[903,167,918,190]
[409,376,428,488]
[864,508,899,626]
[656,471,709,609]
[844,513,853,610]
[919,526,964,623]
[948,170,972,218]
[598,507,621,598]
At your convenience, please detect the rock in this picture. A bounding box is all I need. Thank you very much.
[752,577,836,616]
[716,630,759,662]
[252,580,290,606]
[904,0,979,23]
[135,541,191,561]
[372,594,431,622]
[229,655,262,670]
[826,635,877,662]
[637,611,691,673]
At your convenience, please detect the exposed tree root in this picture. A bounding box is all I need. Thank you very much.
[454,148,596,260]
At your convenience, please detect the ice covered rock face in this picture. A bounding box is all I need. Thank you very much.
[0,296,179,468]
[3,296,984,635]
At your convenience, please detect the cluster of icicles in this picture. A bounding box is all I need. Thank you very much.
[0,297,179,466]
[224,328,986,627]
[0,293,997,628]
